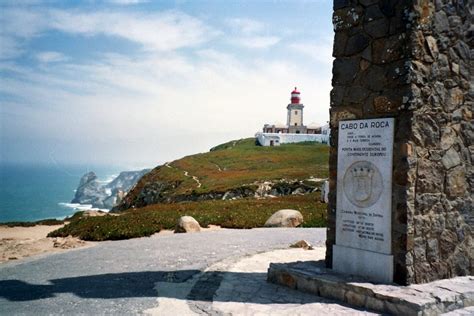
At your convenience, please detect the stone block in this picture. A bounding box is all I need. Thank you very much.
[319,285,346,301]
[334,0,349,10]
[440,127,457,150]
[332,58,359,85]
[372,35,405,64]
[441,148,461,170]
[345,290,367,307]
[416,158,444,193]
[373,95,399,112]
[365,296,385,311]
[345,85,370,103]
[364,18,390,38]
[446,166,467,198]
[278,271,296,289]
[268,261,474,314]
[345,33,370,56]
[434,10,449,33]
[333,245,394,283]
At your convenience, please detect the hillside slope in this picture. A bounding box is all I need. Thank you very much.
[114,138,329,211]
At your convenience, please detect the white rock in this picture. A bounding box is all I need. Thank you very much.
[174,216,201,233]
[264,209,303,228]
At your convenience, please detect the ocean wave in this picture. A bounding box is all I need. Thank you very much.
[58,202,110,212]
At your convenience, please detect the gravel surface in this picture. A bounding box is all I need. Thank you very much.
[0,228,327,315]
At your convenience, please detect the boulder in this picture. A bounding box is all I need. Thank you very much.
[290,240,314,250]
[264,209,303,228]
[174,216,201,233]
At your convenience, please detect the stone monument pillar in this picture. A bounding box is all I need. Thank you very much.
[326,0,472,285]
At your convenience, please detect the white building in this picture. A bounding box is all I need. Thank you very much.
[255,87,329,146]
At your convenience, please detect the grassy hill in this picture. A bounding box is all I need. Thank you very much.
[116,138,329,210]
[48,138,329,241]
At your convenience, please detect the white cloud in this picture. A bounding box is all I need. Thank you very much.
[48,10,217,52]
[231,36,280,49]
[225,18,264,34]
[1,49,330,165]
[0,8,45,38]
[289,41,334,64]
[0,8,218,60]
[0,35,24,59]
[0,8,46,59]
[35,51,68,63]
[224,17,280,49]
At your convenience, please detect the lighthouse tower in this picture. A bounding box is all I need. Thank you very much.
[287,87,305,133]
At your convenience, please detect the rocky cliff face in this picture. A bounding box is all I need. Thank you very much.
[71,169,150,209]
[112,177,326,212]
[71,172,107,207]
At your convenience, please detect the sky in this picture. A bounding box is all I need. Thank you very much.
[0,0,334,169]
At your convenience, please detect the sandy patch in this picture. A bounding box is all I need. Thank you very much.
[0,225,93,263]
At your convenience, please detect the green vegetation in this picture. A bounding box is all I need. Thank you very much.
[174,138,328,193]
[48,193,327,241]
[1,218,64,228]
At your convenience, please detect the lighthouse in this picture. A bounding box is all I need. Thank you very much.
[257,86,329,146]
[287,87,305,133]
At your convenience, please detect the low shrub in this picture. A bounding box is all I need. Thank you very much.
[48,193,327,241]
[1,218,64,227]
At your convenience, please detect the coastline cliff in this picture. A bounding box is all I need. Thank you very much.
[72,169,150,209]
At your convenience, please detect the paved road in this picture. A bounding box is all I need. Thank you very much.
[0,228,371,315]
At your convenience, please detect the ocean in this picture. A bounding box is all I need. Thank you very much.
[0,163,123,223]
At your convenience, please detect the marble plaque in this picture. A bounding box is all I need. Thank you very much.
[335,118,395,255]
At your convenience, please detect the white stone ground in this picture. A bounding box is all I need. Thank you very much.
[146,248,378,315]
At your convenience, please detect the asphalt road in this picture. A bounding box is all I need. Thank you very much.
[0,228,327,315]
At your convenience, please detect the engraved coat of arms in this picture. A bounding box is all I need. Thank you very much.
[343,161,382,208]
[351,167,374,202]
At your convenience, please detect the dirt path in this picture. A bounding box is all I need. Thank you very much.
[212,163,223,172]
[165,162,202,188]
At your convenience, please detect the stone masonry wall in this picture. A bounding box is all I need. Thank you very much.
[327,0,473,285]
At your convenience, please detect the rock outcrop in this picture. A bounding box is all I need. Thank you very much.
[264,209,303,228]
[71,169,150,209]
[174,216,201,233]
[114,177,326,212]
[71,172,107,207]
